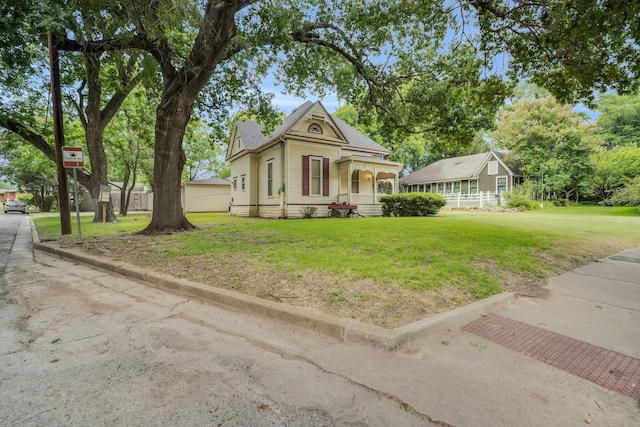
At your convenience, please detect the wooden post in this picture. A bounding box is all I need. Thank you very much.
[48,30,72,234]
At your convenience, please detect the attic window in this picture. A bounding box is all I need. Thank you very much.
[488,160,498,175]
[308,123,323,134]
[311,113,326,121]
[236,137,243,150]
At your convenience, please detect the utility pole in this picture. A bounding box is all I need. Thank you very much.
[48,30,72,235]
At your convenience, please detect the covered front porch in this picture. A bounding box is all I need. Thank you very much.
[335,156,403,216]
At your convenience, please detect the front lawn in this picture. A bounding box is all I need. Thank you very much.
[33,206,640,327]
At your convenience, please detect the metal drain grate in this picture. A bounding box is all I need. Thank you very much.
[462,314,640,397]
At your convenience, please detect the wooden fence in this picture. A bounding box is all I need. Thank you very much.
[441,191,505,208]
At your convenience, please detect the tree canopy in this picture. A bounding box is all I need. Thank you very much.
[597,92,640,148]
[469,0,640,105]
[490,97,602,201]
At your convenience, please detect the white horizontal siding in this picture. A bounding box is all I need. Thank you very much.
[286,140,339,206]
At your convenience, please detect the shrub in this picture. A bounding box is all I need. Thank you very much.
[504,180,541,210]
[608,177,640,206]
[380,193,446,217]
[17,194,33,206]
[299,206,318,218]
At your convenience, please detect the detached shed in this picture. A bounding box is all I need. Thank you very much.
[182,178,231,213]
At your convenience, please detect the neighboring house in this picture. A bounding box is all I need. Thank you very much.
[226,100,403,218]
[182,178,231,213]
[0,189,20,203]
[81,182,153,212]
[400,151,523,206]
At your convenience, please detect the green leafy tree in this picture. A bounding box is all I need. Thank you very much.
[0,1,150,223]
[52,1,513,233]
[0,179,13,190]
[183,118,229,181]
[589,144,640,202]
[0,133,58,212]
[596,93,640,148]
[102,88,156,216]
[469,0,640,105]
[333,103,491,175]
[5,1,639,233]
[490,97,601,201]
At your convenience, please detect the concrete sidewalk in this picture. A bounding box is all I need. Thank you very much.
[31,217,640,425]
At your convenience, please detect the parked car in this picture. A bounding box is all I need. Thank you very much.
[4,200,27,214]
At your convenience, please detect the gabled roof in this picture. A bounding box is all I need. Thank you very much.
[401,152,488,184]
[400,151,517,185]
[226,101,389,159]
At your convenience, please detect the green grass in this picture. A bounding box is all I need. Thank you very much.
[34,205,640,301]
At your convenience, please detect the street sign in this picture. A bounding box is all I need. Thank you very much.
[62,146,84,168]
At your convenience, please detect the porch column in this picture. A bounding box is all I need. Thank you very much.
[373,166,378,204]
[348,162,352,204]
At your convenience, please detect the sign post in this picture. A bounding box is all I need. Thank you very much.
[62,146,84,243]
[100,185,111,223]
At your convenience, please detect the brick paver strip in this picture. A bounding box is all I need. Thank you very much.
[462,314,640,397]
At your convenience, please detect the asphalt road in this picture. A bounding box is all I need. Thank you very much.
[0,213,436,426]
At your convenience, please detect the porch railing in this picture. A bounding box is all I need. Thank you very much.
[441,191,504,208]
[337,193,385,205]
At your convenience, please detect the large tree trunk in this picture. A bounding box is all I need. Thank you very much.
[138,0,238,234]
[85,118,117,222]
[84,51,118,223]
[140,96,195,233]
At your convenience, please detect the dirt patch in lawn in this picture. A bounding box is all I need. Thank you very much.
[47,234,547,328]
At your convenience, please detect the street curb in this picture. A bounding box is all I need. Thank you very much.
[30,220,513,350]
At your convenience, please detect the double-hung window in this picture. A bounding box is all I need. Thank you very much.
[267,161,274,197]
[497,177,507,193]
[310,158,322,196]
[469,180,478,194]
[351,170,359,194]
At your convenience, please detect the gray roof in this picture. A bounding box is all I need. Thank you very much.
[234,101,389,154]
[185,178,231,185]
[401,152,489,184]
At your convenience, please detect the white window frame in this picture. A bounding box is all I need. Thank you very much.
[241,175,246,191]
[469,179,478,194]
[445,182,452,194]
[488,160,498,175]
[351,170,360,194]
[496,176,507,193]
[267,161,274,197]
[310,157,322,196]
[453,181,461,193]
[308,123,323,134]
[437,182,444,193]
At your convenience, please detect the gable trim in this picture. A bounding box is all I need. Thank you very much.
[473,151,514,177]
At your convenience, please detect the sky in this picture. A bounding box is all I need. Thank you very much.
[261,73,341,115]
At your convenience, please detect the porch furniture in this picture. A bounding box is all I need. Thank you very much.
[328,203,359,218]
